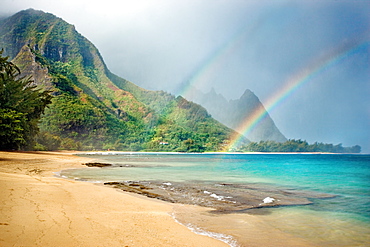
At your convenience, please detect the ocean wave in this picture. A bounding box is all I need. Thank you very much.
[170,213,239,247]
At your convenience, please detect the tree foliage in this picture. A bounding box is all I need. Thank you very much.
[239,139,361,153]
[0,50,52,150]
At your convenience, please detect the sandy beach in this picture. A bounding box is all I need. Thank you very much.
[0,151,323,247]
[0,151,229,247]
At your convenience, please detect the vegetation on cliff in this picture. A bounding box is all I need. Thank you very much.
[0,9,242,151]
[0,50,52,150]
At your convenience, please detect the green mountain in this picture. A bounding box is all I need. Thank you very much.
[186,87,287,142]
[0,9,246,151]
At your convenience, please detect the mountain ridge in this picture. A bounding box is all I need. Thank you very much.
[185,86,287,142]
[0,9,246,151]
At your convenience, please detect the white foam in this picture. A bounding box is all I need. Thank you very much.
[205,192,233,202]
[163,182,172,186]
[170,213,239,247]
[210,193,225,201]
[262,197,275,203]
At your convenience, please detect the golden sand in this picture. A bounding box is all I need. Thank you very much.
[0,151,228,247]
[0,151,320,247]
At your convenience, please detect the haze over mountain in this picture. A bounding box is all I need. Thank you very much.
[186,87,286,143]
[1,1,369,152]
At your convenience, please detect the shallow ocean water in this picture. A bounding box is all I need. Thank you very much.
[61,153,370,246]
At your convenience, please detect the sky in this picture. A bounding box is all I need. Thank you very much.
[2,0,370,152]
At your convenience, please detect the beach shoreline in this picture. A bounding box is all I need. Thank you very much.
[79,151,342,155]
[0,151,327,247]
[71,151,325,247]
[0,151,230,247]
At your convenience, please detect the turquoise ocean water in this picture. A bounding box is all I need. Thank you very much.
[61,153,370,246]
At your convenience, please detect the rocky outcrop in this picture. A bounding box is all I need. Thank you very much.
[83,162,112,167]
[12,45,53,89]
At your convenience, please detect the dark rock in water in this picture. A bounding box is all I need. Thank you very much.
[104,181,176,203]
[103,180,336,213]
[83,162,112,167]
[104,182,121,185]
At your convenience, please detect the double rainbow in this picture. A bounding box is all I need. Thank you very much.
[228,36,369,150]
[176,22,368,151]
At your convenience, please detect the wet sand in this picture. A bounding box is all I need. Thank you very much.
[0,151,319,246]
[172,204,317,247]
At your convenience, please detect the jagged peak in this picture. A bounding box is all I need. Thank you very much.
[208,87,217,94]
[240,88,255,97]
[239,88,260,102]
[204,87,227,101]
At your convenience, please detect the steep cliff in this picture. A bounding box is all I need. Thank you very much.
[0,9,245,151]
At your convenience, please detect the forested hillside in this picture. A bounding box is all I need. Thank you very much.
[0,9,246,151]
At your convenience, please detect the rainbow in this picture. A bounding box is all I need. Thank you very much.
[179,20,262,99]
[228,37,369,150]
